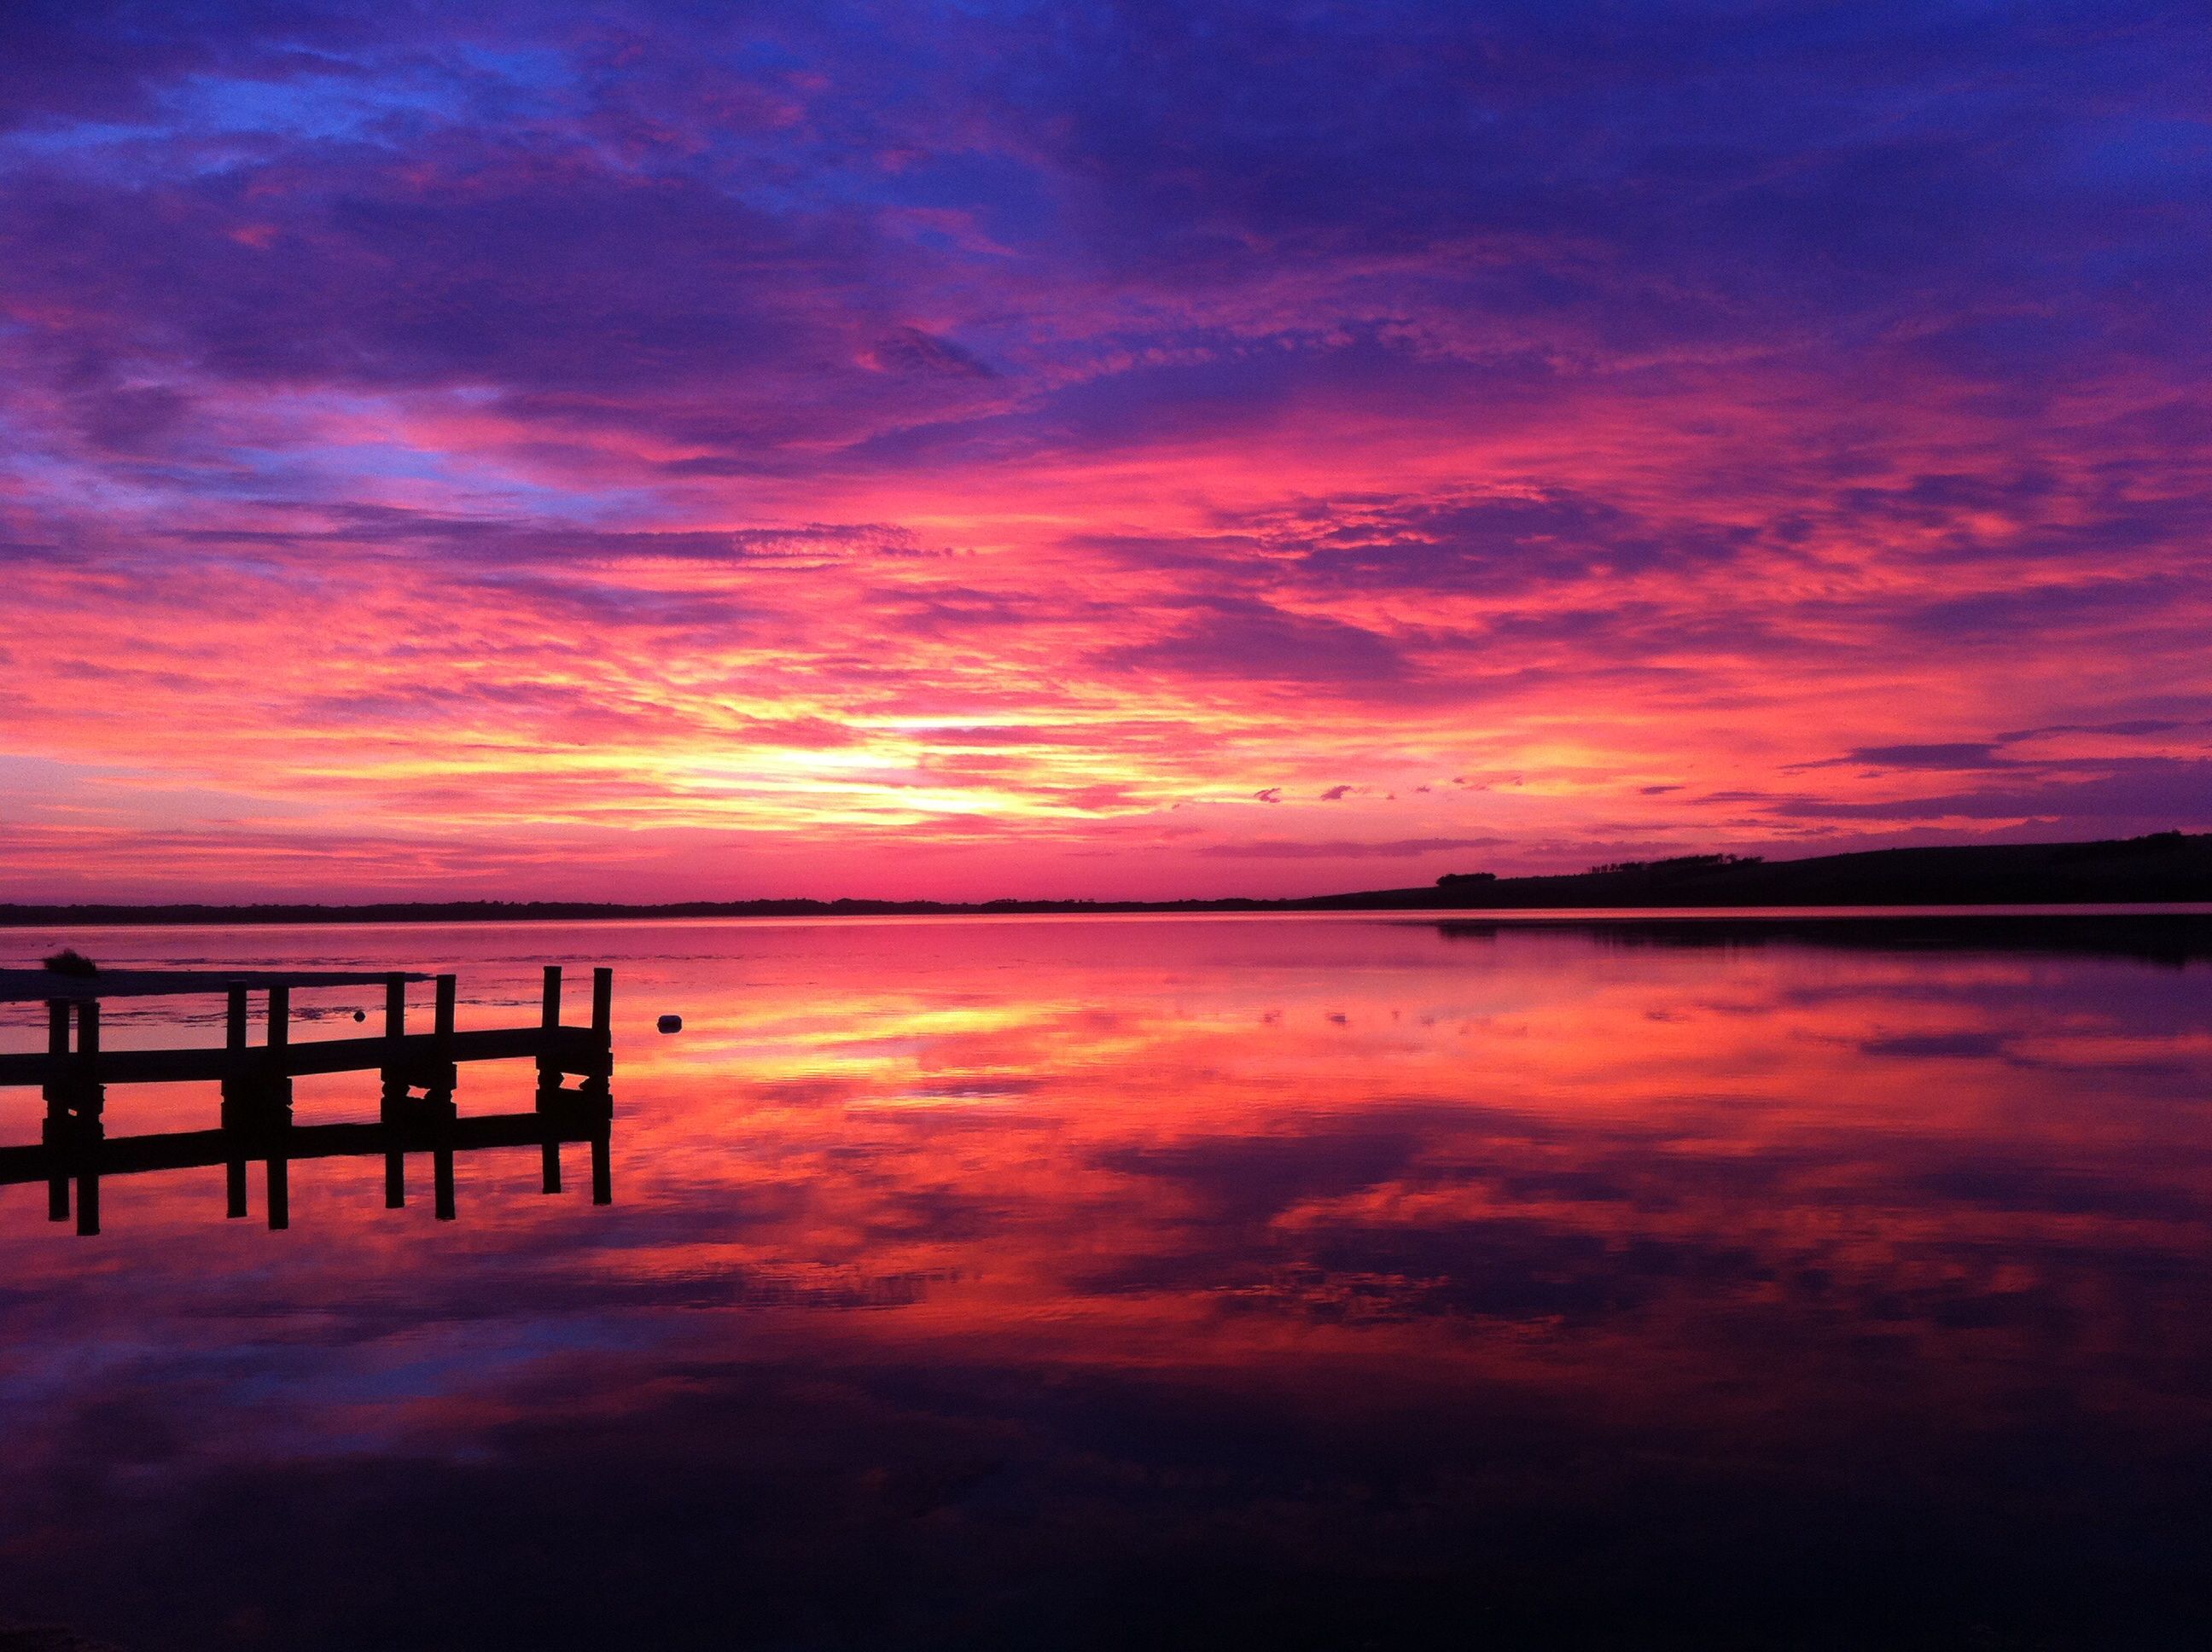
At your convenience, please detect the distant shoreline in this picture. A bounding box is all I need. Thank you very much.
[4,832,2208,928]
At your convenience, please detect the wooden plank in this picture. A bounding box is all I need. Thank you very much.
[0,1045,233,1086]
[0,1023,608,1088]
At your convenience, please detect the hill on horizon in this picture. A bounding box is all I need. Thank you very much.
[1,831,2209,927]
[1322,829,2212,910]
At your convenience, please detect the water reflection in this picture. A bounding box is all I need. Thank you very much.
[0,915,2208,1649]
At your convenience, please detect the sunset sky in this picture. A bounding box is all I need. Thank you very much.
[3,2,2208,901]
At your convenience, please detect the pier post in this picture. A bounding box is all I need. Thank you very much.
[381,974,407,1207]
[44,1001,69,1223]
[72,1002,103,1236]
[536,965,564,1191]
[588,966,614,1204]
[583,966,614,1114]
[432,974,457,1219]
[224,985,249,1219]
[265,987,292,1230]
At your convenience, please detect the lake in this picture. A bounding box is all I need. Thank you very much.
[2,913,2209,1649]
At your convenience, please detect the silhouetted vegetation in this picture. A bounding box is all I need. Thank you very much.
[1584,853,1765,875]
[42,949,98,976]
[2052,829,2188,862]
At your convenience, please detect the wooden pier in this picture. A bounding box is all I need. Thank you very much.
[0,965,614,1235]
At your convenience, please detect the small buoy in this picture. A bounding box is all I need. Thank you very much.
[657,1014,683,1033]
[352,1009,366,1022]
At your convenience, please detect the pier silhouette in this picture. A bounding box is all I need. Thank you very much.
[0,965,614,1234]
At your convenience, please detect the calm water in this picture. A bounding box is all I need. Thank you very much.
[2,914,2209,1649]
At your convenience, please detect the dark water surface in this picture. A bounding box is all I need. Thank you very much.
[2,915,2209,1649]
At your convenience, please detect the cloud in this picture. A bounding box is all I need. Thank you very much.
[1198,836,1507,859]
[1,1,2209,895]
[1839,743,2011,771]
[867,327,996,379]
[1101,598,1409,688]
[1770,759,2212,824]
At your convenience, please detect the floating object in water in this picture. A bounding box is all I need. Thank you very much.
[657,1014,683,1033]
[352,1009,366,1022]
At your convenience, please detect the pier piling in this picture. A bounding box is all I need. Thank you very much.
[381,973,408,1206]
[44,1001,70,1224]
[224,984,249,1217]
[63,1003,106,1236]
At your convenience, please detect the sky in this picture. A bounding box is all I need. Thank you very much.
[2,0,2209,903]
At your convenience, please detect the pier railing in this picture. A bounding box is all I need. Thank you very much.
[0,964,614,1235]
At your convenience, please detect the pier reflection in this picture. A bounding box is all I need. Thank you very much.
[0,1108,614,1232]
